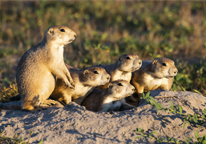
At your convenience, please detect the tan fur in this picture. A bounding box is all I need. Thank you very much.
[81,80,135,112]
[97,54,142,89]
[121,57,178,110]
[50,66,110,105]
[96,54,141,111]
[16,25,76,110]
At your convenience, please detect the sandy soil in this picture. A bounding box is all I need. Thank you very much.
[0,90,206,144]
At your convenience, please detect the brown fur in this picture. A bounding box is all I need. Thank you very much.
[16,25,76,110]
[120,57,178,110]
[50,66,110,105]
[81,80,135,112]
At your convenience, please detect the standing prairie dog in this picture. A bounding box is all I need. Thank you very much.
[81,80,135,112]
[97,54,142,89]
[121,57,178,110]
[50,66,110,105]
[16,25,76,110]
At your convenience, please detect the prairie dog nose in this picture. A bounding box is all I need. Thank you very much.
[174,69,178,74]
[138,59,142,65]
[107,75,110,80]
[134,59,142,66]
[73,32,77,37]
[71,31,77,37]
[169,68,178,75]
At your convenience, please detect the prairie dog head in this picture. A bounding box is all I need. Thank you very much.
[45,25,76,46]
[150,58,178,78]
[107,80,135,100]
[117,54,142,72]
[81,67,110,86]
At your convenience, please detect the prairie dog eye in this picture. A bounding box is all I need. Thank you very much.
[162,63,166,66]
[118,83,123,86]
[93,70,98,74]
[60,29,65,32]
[125,56,130,60]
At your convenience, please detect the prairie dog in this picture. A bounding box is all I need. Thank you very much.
[97,54,142,89]
[16,25,76,110]
[50,66,110,105]
[81,80,135,112]
[121,57,178,110]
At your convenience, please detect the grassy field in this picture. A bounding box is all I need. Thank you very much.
[0,1,206,102]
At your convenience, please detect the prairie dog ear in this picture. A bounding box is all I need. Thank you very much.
[48,28,54,35]
[152,60,157,65]
[83,69,88,75]
[108,83,113,89]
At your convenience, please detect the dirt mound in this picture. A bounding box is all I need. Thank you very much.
[0,90,205,143]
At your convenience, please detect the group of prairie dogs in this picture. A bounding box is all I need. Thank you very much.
[13,25,178,112]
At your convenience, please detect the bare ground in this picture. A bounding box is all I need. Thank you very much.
[0,90,206,144]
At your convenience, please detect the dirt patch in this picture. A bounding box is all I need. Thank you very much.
[0,90,206,143]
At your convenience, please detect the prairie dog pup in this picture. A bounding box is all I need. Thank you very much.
[16,25,76,110]
[121,58,178,109]
[98,54,142,89]
[50,66,110,105]
[132,57,178,92]
[81,80,135,112]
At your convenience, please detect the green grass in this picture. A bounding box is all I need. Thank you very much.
[0,131,25,144]
[0,1,206,101]
[0,131,44,144]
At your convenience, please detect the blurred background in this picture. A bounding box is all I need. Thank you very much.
[0,1,206,101]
